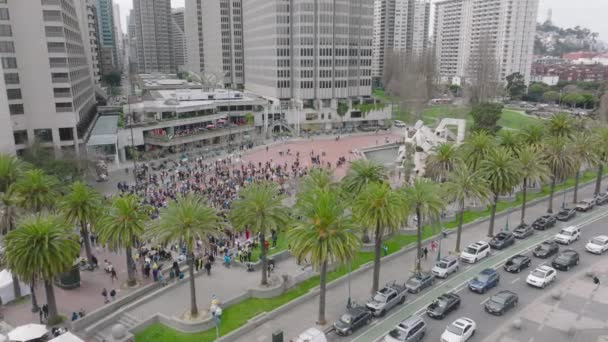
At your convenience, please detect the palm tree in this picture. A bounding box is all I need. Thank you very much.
[352,182,405,293]
[147,194,221,317]
[593,126,608,196]
[298,168,336,195]
[546,112,574,138]
[517,146,550,224]
[0,186,22,299]
[3,214,79,324]
[342,160,388,242]
[541,136,576,213]
[497,130,520,155]
[230,182,290,286]
[97,194,150,286]
[444,163,490,252]
[519,124,545,148]
[14,169,59,213]
[0,154,25,193]
[288,188,359,325]
[425,143,459,182]
[478,147,522,237]
[569,132,599,203]
[461,131,496,171]
[402,179,444,272]
[60,181,102,267]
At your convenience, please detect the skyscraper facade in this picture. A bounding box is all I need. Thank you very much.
[171,8,187,71]
[133,0,174,73]
[95,0,117,74]
[433,0,539,84]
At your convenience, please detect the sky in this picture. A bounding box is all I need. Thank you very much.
[114,0,608,42]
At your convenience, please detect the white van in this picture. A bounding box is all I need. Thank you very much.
[295,328,327,342]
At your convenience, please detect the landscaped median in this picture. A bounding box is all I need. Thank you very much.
[134,170,605,342]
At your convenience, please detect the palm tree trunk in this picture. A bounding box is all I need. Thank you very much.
[548,176,557,213]
[30,277,39,313]
[317,260,328,325]
[362,229,370,243]
[372,221,382,294]
[415,208,422,273]
[260,233,268,286]
[595,164,604,196]
[520,178,528,224]
[455,200,465,253]
[573,169,581,203]
[44,280,58,324]
[126,246,136,286]
[12,274,21,299]
[487,193,498,237]
[80,220,94,266]
[188,251,198,317]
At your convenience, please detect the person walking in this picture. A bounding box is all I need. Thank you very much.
[42,304,49,320]
[593,275,600,291]
[110,268,117,283]
[110,289,116,301]
[423,247,428,260]
[204,260,211,276]
[102,288,109,304]
[39,307,44,323]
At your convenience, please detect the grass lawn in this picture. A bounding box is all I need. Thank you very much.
[136,168,603,342]
[498,109,542,131]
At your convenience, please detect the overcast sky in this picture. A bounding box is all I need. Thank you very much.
[115,0,608,42]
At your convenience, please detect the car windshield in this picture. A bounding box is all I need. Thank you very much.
[446,323,464,335]
[475,274,490,282]
[537,244,549,251]
[531,270,546,278]
[591,238,605,245]
[340,314,352,324]
[437,261,448,268]
[465,247,477,254]
[388,327,407,341]
[509,257,523,264]
[407,278,421,286]
[435,299,448,308]
[559,230,573,236]
[491,295,508,304]
[556,255,570,262]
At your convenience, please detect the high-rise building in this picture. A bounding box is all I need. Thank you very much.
[133,0,174,73]
[185,0,244,89]
[433,0,539,84]
[372,0,430,79]
[171,8,187,71]
[243,0,373,102]
[79,0,101,84]
[112,3,123,70]
[127,10,137,69]
[95,0,117,74]
[0,0,96,156]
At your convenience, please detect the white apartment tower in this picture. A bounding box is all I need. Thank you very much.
[243,0,373,104]
[433,0,539,84]
[0,0,96,156]
[185,0,244,89]
[133,0,174,73]
[372,0,430,79]
[171,8,187,71]
[112,3,122,70]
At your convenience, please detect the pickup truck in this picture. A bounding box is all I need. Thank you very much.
[365,281,407,317]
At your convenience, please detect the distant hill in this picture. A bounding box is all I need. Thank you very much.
[534,21,605,57]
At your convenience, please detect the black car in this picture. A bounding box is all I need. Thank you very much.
[484,290,519,316]
[533,240,559,258]
[551,249,580,271]
[406,272,435,293]
[513,223,534,239]
[596,192,608,205]
[556,208,577,221]
[532,215,557,230]
[333,306,372,336]
[426,293,461,319]
[489,232,515,249]
[504,254,532,273]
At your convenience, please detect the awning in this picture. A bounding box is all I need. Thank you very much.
[87,115,119,147]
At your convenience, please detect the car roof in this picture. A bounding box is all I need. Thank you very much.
[559,249,578,256]
[453,317,473,326]
[494,290,516,298]
[440,293,460,300]
[592,235,608,241]
[440,255,458,262]
[399,315,423,328]
[348,306,368,315]
[561,226,578,231]
[510,254,528,260]
[469,241,488,248]
[536,265,554,272]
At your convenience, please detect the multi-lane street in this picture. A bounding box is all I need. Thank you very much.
[328,206,608,342]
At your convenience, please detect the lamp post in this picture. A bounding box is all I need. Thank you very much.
[436,212,444,262]
[347,261,352,309]
[561,187,567,209]
[504,212,510,232]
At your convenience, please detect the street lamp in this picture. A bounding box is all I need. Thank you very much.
[347,261,352,309]
[436,212,445,262]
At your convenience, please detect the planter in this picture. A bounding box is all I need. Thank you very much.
[55,264,80,290]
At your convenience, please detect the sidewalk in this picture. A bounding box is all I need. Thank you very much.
[234,179,604,342]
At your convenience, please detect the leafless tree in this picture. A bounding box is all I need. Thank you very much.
[465,33,501,104]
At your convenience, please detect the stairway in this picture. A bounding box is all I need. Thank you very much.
[91,312,141,342]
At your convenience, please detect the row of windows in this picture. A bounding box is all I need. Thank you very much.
[13,127,75,145]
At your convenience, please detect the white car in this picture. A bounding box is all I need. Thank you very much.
[441,317,476,342]
[432,256,459,278]
[554,226,581,245]
[459,241,490,263]
[393,120,406,127]
[526,265,557,288]
[586,235,608,254]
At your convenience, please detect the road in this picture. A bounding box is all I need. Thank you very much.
[343,206,608,342]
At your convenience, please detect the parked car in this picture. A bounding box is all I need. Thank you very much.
[393,120,407,128]
[554,226,581,245]
[383,315,427,342]
[426,293,461,319]
[441,317,476,342]
[468,268,500,294]
[484,290,519,316]
[295,328,327,342]
[432,256,459,278]
[513,223,534,239]
[406,272,435,294]
[575,198,596,212]
[586,235,608,254]
[526,265,557,288]
[333,306,372,336]
[533,240,559,258]
[595,192,608,205]
[366,281,408,317]
[489,232,516,249]
[556,207,577,221]
[503,254,532,273]
[460,241,491,263]
[532,215,557,230]
[551,249,580,271]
